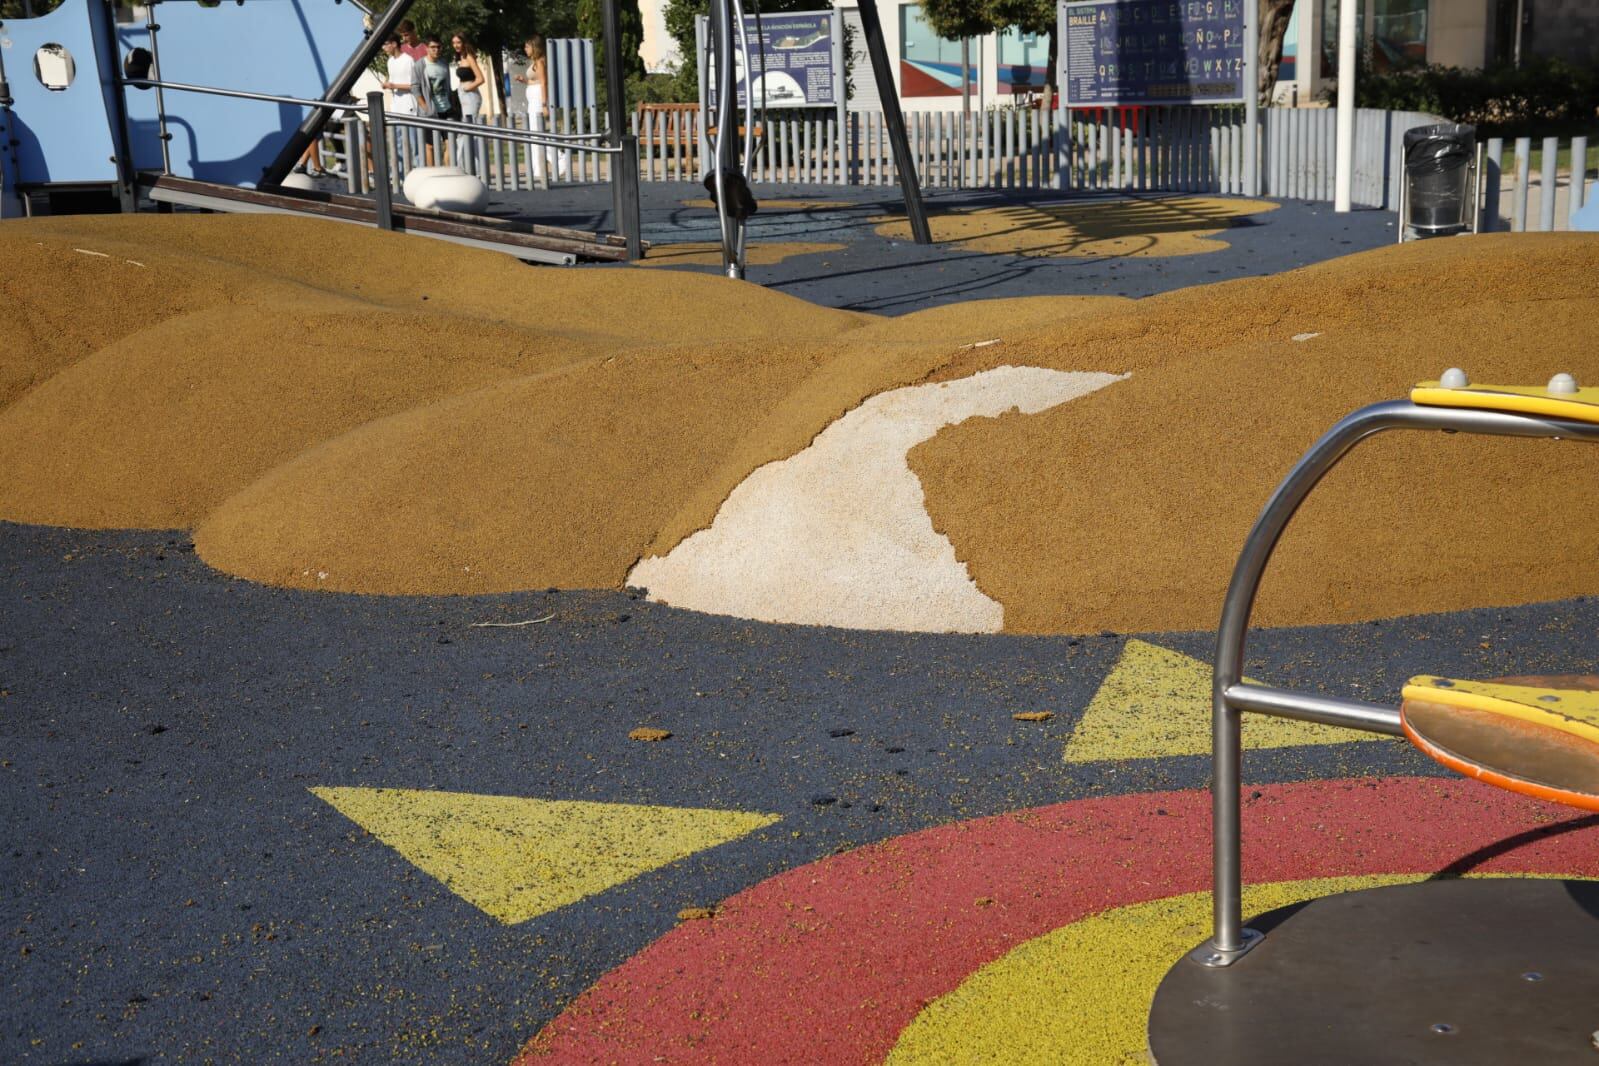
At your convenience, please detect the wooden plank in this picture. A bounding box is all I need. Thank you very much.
[142,175,631,260]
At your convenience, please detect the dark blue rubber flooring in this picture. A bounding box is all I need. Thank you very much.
[3,520,1593,1063]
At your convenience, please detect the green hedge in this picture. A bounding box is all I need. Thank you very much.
[1332,60,1599,137]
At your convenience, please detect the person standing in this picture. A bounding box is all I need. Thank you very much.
[397,20,428,61]
[380,34,421,166]
[381,34,417,116]
[513,36,566,184]
[418,37,457,165]
[451,32,487,171]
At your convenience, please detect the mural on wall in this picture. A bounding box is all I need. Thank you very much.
[899,3,980,97]
[998,27,1050,95]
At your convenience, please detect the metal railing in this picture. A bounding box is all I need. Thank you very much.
[1199,398,1599,967]
[117,78,642,259]
[1482,135,1594,232]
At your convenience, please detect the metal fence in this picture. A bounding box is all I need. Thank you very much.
[1482,135,1594,233]
[324,105,1593,225]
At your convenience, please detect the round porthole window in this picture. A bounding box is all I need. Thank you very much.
[34,43,75,91]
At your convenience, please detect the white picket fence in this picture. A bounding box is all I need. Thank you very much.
[1483,136,1594,233]
[324,105,1593,221]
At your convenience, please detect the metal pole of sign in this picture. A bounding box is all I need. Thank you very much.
[833,10,847,185]
[1333,0,1356,210]
[262,0,418,188]
[855,0,931,243]
[696,16,710,180]
[1243,0,1260,197]
[366,93,395,231]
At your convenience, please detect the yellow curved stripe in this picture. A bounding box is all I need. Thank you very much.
[1403,677,1599,746]
[885,875,1423,1066]
[1411,383,1599,424]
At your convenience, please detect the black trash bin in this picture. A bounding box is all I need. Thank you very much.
[1403,123,1476,235]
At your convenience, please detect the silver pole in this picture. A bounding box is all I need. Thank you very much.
[1243,0,1259,196]
[1204,399,1599,965]
[145,4,173,174]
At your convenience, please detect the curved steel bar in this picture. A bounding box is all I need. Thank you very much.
[122,80,614,153]
[143,10,172,174]
[122,78,353,113]
[1207,399,1599,960]
[1223,684,1404,735]
[711,0,739,277]
[731,0,754,271]
[389,112,616,152]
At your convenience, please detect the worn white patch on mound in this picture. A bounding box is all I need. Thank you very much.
[628,366,1128,632]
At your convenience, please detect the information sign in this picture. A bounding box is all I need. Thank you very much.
[1058,0,1246,107]
[700,11,841,109]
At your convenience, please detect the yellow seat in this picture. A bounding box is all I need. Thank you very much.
[1400,675,1599,811]
[1411,377,1599,423]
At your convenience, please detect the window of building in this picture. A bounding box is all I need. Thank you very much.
[1321,0,1429,78]
[898,4,979,97]
[1280,6,1299,81]
[997,27,1049,96]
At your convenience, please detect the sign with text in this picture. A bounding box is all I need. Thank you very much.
[699,11,841,109]
[1058,0,1246,107]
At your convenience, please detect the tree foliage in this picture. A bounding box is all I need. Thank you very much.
[370,0,581,59]
[578,0,648,100]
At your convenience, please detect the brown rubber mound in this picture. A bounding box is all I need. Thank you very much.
[0,214,868,531]
[3,213,1597,636]
[908,232,1599,633]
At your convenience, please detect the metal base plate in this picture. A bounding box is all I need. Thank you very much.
[1149,879,1599,1065]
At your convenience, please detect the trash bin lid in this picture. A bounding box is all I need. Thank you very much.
[1405,122,1475,170]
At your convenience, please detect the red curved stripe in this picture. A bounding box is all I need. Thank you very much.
[517,777,1599,1065]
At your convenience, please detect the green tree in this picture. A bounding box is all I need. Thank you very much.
[368,1,580,60]
[579,0,647,105]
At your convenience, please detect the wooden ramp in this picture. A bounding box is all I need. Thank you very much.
[141,174,636,265]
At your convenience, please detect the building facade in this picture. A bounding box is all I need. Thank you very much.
[640,0,1599,108]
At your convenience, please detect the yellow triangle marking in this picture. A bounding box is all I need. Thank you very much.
[311,787,780,924]
[1064,639,1388,763]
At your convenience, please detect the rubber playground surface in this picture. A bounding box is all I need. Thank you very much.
[4,193,1598,1065]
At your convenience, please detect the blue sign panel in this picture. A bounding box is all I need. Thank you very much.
[1059,0,1246,107]
[704,11,839,110]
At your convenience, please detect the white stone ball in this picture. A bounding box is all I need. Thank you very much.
[410,172,488,214]
[401,165,467,204]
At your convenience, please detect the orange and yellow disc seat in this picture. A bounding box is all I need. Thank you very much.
[1401,676,1599,811]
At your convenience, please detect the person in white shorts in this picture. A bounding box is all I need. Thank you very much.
[513,36,568,183]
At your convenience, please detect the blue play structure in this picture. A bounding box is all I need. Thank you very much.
[0,0,365,211]
[0,0,643,262]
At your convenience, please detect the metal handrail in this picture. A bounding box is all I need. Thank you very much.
[120,78,615,153]
[1201,398,1599,967]
[387,112,617,153]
